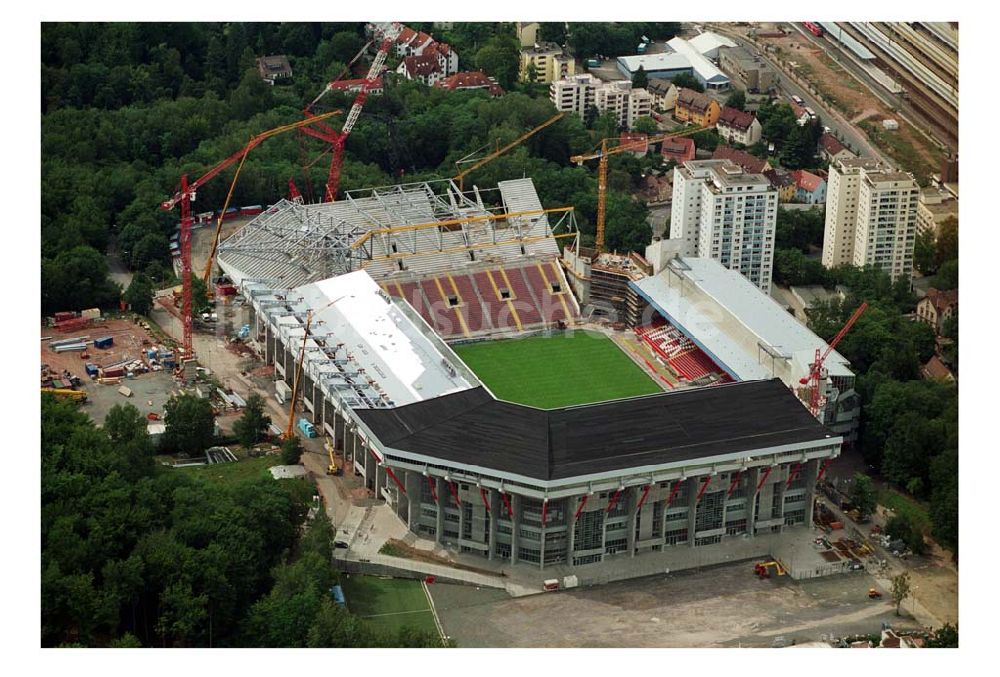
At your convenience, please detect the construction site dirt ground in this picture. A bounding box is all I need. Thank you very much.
[41,316,178,424]
[762,31,944,179]
[428,561,924,648]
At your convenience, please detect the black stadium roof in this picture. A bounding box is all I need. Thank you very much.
[356,379,836,482]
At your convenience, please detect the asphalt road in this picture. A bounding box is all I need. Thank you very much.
[708,24,886,163]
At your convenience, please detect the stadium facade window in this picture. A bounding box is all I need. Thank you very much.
[665,528,688,545]
[725,518,747,535]
[695,491,725,532]
[495,542,511,559]
[605,537,628,555]
[572,554,602,566]
[518,546,541,563]
[574,510,604,551]
[695,535,722,546]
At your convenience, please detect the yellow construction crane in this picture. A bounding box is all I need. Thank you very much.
[570,126,707,254]
[283,295,348,440]
[453,112,565,191]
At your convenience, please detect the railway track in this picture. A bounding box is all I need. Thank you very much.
[792,22,957,152]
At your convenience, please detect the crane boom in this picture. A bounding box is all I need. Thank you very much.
[570,126,707,253]
[801,302,868,417]
[161,110,342,357]
[453,112,565,190]
[302,22,402,203]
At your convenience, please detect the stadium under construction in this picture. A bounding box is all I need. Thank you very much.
[216,177,851,575]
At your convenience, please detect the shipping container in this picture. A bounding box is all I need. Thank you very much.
[54,311,76,322]
[94,336,114,349]
[55,317,90,331]
[240,205,263,216]
[85,363,100,377]
[102,367,125,378]
[298,418,317,438]
[80,308,101,320]
[118,385,133,398]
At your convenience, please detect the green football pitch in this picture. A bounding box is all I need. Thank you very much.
[452,330,662,409]
[341,575,439,637]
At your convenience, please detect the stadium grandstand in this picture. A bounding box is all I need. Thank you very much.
[631,256,859,443]
[217,176,850,578]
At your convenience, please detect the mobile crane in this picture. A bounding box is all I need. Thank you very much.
[799,302,868,417]
[160,110,342,357]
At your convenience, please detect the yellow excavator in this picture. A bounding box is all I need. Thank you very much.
[325,438,341,476]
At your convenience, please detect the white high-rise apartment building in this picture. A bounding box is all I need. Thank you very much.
[550,75,652,130]
[822,158,882,269]
[855,170,919,280]
[669,160,722,257]
[822,158,918,280]
[668,160,778,292]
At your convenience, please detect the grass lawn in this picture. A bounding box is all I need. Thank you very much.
[175,454,282,486]
[341,575,438,636]
[453,330,661,409]
[878,486,931,534]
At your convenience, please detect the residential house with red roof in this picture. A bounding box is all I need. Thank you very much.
[674,88,721,126]
[660,136,696,164]
[389,24,459,85]
[818,133,854,163]
[921,355,955,382]
[712,145,771,174]
[792,169,827,204]
[328,77,384,95]
[435,71,504,97]
[716,106,762,146]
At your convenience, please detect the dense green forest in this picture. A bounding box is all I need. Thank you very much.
[41,394,441,647]
[41,22,655,314]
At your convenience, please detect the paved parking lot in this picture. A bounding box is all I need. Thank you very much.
[429,560,923,647]
[82,370,179,426]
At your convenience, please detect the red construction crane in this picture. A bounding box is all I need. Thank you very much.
[303,22,402,203]
[799,302,868,417]
[160,111,341,357]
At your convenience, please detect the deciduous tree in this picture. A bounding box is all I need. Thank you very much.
[163,394,215,456]
[848,473,876,519]
[890,571,911,616]
[233,393,271,449]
